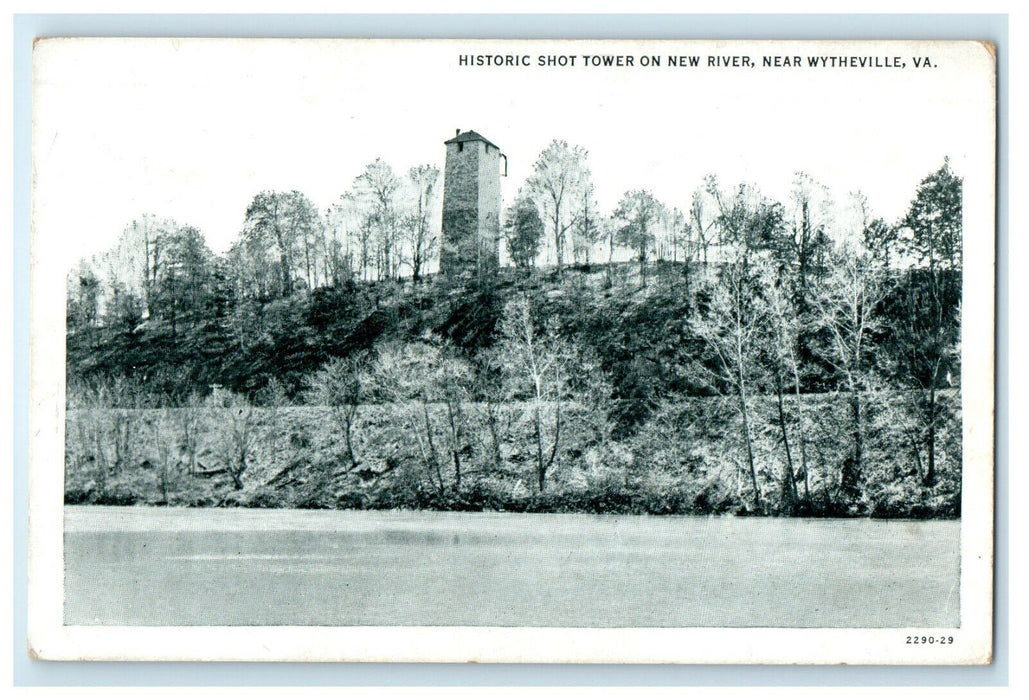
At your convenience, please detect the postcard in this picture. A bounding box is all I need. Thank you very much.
[28,38,995,663]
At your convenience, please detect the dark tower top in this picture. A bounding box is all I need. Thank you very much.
[443,129,500,150]
[439,129,505,283]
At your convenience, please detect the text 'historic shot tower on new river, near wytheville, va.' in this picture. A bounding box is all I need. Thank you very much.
[439,129,507,283]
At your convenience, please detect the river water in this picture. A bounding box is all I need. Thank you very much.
[64,506,960,627]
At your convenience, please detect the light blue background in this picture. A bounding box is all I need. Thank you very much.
[12,12,1009,687]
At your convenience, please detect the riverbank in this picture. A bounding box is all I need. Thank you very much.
[64,393,961,519]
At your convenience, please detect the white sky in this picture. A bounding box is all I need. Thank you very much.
[32,38,994,271]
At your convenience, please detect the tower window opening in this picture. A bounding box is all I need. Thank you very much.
[458,142,463,152]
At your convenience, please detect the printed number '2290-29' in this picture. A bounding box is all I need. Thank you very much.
[906,636,954,645]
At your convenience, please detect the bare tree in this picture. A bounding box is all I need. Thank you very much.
[496,296,572,494]
[108,383,135,475]
[101,214,176,318]
[211,390,254,490]
[306,355,367,473]
[811,244,889,501]
[473,348,509,476]
[356,214,375,282]
[325,194,362,285]
[655,206,694,291]
[149,408,179,503]
[758,261,806,512]
[67,379,112,499]
[354,159,404,281]
[406,164,441,283]
[603,215,617,287]
[706,177,783,264]
[374,340,472,494]
[177,391,205,477]
[571,181,603,266]
[690,184,717,266]
[692,260,766,512]
[435,352,474,490]
[786,172,834,314]
[614,189,662,288]
[527,140,590,271]
[659,206,687,264]
[241,190,321,296]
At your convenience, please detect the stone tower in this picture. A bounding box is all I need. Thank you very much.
[439,129,506,282]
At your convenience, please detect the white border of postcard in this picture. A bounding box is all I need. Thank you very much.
[27,37,995,664]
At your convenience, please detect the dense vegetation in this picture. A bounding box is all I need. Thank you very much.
[64,151,963,518]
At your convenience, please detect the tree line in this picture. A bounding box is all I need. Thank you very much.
[65,147,963,516]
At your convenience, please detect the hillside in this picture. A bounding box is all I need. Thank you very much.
[65,260,962,518]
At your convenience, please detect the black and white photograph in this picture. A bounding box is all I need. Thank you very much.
[27,38,996,663]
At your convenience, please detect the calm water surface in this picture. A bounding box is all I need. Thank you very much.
[64,506,960,627]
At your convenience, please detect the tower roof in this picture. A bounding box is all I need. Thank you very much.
[444,129,499,150]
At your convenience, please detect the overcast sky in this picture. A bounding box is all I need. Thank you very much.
[33,38,994,272]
